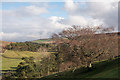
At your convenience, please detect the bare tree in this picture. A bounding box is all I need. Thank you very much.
[52,25,118,71]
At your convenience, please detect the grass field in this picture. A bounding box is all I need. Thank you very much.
[2,50,39,59]
[1,50,51,71]
[42,58,120,79]
[2,57,22,70]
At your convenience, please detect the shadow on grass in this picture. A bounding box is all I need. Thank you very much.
[10,67,17,70]
[43,57,120,79]
[1,67,17,74]
[1,70,16,74]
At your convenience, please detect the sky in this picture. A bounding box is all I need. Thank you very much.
[0,0,119,42]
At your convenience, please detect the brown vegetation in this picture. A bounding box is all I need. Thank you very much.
[0,40,15,53]
[52,25,118,71]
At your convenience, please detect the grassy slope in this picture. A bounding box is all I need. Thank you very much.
[2,50,39,59]
[1,50,51,70]
[32,39,53,43]
[2,57,22,70]
[42,58,120,79]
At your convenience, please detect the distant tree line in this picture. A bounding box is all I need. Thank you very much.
[5,42,51,52]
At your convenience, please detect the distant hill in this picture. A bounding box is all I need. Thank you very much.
[0,40,15,53]
[32,38,55,44]
[0,40,15,48]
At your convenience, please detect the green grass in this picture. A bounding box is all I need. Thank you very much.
[2,50,51,59]
[2,50,39,59]
[42,58,120,79]
[32,39,52,43]
[1,50,51,71]
[2,57,22,70]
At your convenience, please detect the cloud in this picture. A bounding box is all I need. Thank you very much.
[1,0,65,2]
[49,16,64,23]
[17,5,48,16]
[64,0,118,29]
[0,32,25,42]
[1,4,68,42]
[49,16,69,29]
[1,1,118,42]
[64,0,77,12]
[64,15,88,26]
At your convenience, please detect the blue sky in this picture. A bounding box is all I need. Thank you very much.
[2,2,68,18]
[0,1,118,42]
[2,2,31,10]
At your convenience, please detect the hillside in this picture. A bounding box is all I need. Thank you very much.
[0,40,15,53]
[1,50,51,70]
[42,57,120,79]
[32,38,54,44]
[0,40,15,48]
